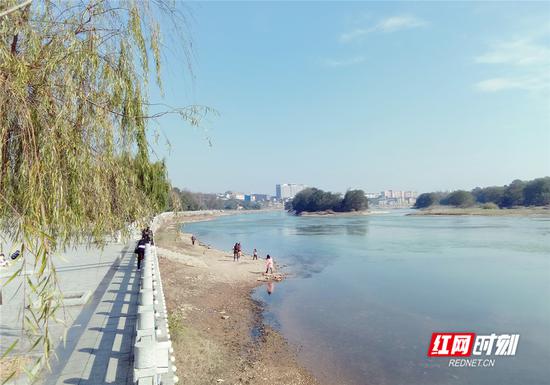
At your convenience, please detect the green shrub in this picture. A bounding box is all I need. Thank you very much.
[440,190,475,208]
[414,193,437,208]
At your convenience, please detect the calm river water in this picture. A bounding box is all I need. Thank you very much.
[184,210,550,385]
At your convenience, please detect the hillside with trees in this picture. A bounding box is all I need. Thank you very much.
[287,188,368,214]
[414,177,550,209]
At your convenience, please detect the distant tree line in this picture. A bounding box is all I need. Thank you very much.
[169,188,261,211]
[414,177,550,209]
[287,188,368,214]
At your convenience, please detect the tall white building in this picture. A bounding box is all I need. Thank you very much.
[276,183,307,200]
[381,190,417,199]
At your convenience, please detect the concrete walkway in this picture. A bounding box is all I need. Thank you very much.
[0,237,140,385]
[38,250,139,385]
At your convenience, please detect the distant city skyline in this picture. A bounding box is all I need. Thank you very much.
[179,184,420,198]
[149,2,550,195]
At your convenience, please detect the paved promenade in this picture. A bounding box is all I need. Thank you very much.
[1,239,139,385]
[39,251,138,385]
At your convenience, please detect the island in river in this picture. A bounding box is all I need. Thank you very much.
[287,188,369,215]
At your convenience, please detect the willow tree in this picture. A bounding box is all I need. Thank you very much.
[0,0,207,379]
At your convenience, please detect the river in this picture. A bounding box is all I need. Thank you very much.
[184,210,550,385]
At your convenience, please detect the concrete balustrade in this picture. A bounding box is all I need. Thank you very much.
[135,336,156,369]
[141,275,153,290]
[139,289,154,306]
[133,232,178,385]
[138,310,155,331]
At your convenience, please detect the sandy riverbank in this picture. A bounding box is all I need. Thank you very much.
[407,206,550,216]
[155,212,318,385]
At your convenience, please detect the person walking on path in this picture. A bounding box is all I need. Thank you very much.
[142,228,149,242]
[142,227,154,244]
[135,238,146,270]
[191,235,196,245]
[253,248,258,260]
[265,254,274,274]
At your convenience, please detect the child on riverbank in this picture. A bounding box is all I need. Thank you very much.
[253,248,258,260]
[265,254,274,274]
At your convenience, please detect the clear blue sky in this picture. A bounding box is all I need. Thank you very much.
[149,1,550,195]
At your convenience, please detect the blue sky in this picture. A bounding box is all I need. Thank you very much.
[149,1,550,195]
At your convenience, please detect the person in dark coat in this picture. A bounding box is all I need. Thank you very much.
[135,238,146,270]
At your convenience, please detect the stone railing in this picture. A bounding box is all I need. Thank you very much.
[133,241,178,384]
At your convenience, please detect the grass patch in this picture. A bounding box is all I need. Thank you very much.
[167,310,186,343]
[167,310,228,384]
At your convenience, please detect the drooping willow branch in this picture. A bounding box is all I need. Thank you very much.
[0,0,32,18]
[0,0,210,381]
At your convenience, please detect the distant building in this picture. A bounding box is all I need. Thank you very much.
[251,194,270,202]
[381,190,417,200]
[227,191,245,200]
[370,190,417,207]
[276,183,307,200]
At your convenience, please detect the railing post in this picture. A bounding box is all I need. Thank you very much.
[133,227,178,384]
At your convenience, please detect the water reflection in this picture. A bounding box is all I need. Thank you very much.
[266,281,275,295]
[293,224,341,236]
[293,222,368,237]
[345,222,368,236]
[286,253,332,279]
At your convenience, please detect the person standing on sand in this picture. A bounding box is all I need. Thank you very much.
[233,243,238,262]
[236,242,242,261]
[265,254,274,274]
[191,235,196,245]
[253,248,258,260]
